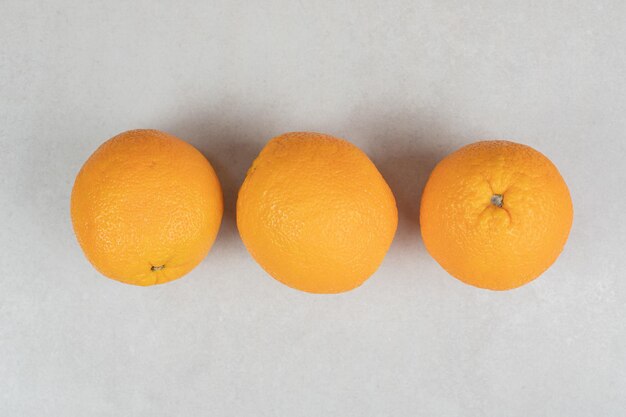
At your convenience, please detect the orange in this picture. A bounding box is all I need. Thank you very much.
[420,140,573,290]
[237,132,398,294]
[71,129,223,286]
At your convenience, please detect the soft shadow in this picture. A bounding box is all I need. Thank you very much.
[163,106,275,246]
[355,110,454,247]
[163,104,457,252]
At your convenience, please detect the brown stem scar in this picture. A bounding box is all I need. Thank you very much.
[491,194,504,208]
[151,265,165,272]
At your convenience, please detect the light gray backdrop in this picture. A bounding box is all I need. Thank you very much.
[1,1,624,416]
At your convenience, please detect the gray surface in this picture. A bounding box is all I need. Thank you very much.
[1,1,625,416]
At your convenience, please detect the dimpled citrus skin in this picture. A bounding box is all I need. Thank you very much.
[71,129,223,286]
[420,140,573,290]
[237,132,398,294]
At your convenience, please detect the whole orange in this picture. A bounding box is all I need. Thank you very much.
[71,129,223,286]
[237,132,398,294]
[420,140,573,290]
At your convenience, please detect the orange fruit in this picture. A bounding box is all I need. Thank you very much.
[237,132,397,294]
[420,140,573,290]
[71,129,223,286]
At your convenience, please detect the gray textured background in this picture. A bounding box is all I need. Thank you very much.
[1,1,625,416]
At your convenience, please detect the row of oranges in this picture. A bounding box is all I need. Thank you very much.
[71,130,573,292]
